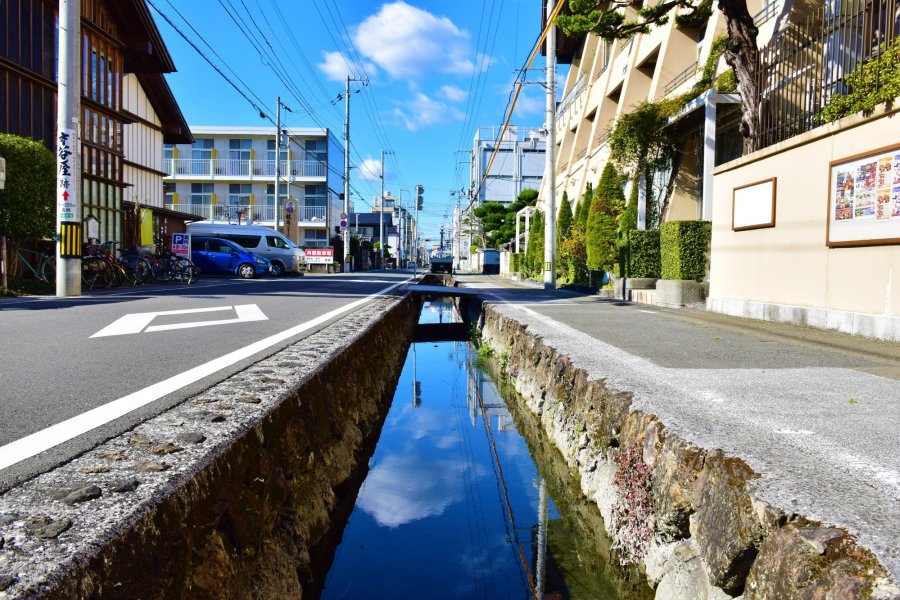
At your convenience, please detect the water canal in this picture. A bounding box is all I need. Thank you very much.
[319,299,652,599]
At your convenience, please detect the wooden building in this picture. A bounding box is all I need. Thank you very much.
[0,0,194,248]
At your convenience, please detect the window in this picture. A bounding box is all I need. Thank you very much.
[266,235,290,249]
[163,144,174,162]
[305,139,326,162]
[265,184,288,207]
[228,139,251,174]
[305,184,326,207]
[191,139,213,160]
[164,182,175,206]
[191,183,213,205]
[228,183,251,206]
[266,139,288,161]
[304,229,327,246]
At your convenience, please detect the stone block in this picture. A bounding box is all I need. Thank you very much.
[656,279,708,308]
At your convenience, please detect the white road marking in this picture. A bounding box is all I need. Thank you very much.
[91,304,268,337]
[0,278,410,471]
[637,309,658,314]
[775,429,815,435]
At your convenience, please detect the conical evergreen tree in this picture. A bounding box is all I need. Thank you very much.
[586,163,625,272]
[524,210,543,277]
[557,191,573,246]
[576,182,593,231]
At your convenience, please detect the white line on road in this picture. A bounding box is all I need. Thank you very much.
[637,309,658,314]
[0,279,410,471]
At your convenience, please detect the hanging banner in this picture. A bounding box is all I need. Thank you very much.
[56,128,78,222]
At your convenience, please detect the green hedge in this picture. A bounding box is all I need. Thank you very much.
[627,230,660,278]
[660,220,710,281]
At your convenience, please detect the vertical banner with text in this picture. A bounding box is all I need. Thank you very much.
[56,128,78,222]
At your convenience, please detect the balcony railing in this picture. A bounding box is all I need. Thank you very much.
[165,158,326,178]
[166,203,328,225]
[664,61,699,95]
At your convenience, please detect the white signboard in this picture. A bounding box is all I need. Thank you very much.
[732,178,776,231]
[56,128,78,221]
[828,144,900,247]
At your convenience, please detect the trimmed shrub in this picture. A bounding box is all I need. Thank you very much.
[660,220,711,281]
[510,252,522,272]
[0,134,55,244]
[559,225,588,284]
[627,229,660,278]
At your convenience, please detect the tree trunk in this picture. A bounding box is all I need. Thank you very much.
[718,0,762,152]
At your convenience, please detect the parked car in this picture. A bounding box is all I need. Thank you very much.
[186,223,305,276]
[190,237,271,279]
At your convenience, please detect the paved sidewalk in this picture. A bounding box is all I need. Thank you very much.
[455,274,900,581]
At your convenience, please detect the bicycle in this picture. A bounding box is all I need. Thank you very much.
[10,248,56,283]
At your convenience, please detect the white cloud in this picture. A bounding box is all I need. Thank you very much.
[393,92,464,132]
[318,50,376,82]
[440,85,468,103]
[357,453,466,527]
[513,88,545,120]
[354,2,476,79]
[358,157,383,181]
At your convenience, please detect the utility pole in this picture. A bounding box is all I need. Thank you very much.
[379,149,385,270]
[343,76,367,273]
[543,0,557,290]
[56,0,81,296]
[274,96,281,234]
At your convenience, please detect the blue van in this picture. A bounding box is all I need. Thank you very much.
[190,237,271,279]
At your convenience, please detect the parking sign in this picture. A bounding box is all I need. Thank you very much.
[172,233,190,258]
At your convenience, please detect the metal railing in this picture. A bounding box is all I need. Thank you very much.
[754,0,779,27]
[166,158,326,178]
[664,60,699,95]
[165,203,327,224]
[556,75,586,121]
[754,0,899,150]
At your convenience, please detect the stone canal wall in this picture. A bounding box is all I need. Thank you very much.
[477,303,897,600]
[0,295,418,599]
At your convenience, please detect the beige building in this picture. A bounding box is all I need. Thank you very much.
[543,1,900,341]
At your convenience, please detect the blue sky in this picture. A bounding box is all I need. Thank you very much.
[150,0,558,240]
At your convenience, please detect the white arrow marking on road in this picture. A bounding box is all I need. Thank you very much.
[0,278,412,472]
[90,304,268,338]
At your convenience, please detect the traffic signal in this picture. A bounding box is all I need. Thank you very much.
[415,184,424,211]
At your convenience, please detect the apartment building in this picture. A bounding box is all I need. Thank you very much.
[1,0,193,247]
[542,1,787,222]
[471,125,546,206]
[546,0,900,340]
[163,126,344,247]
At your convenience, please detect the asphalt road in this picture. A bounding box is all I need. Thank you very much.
[0,271,413,491]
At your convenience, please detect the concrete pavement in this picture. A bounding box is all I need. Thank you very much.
[455,274,900,583]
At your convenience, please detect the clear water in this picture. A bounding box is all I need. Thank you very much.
[320,300,651,599]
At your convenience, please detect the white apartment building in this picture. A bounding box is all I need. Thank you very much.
[471,125,546,206]
[163,126,344,247]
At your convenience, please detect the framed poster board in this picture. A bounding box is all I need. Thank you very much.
[733,178,776,231]
[827,144,900,247]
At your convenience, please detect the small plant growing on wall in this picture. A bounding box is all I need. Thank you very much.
[610,443,655,566]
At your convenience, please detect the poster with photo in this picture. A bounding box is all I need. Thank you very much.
[855,189,876,218]
[828,144,900,246]
[877,157,892,188]
[876,190,891,220]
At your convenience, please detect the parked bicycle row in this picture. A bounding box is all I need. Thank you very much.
[80,241,200,290]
